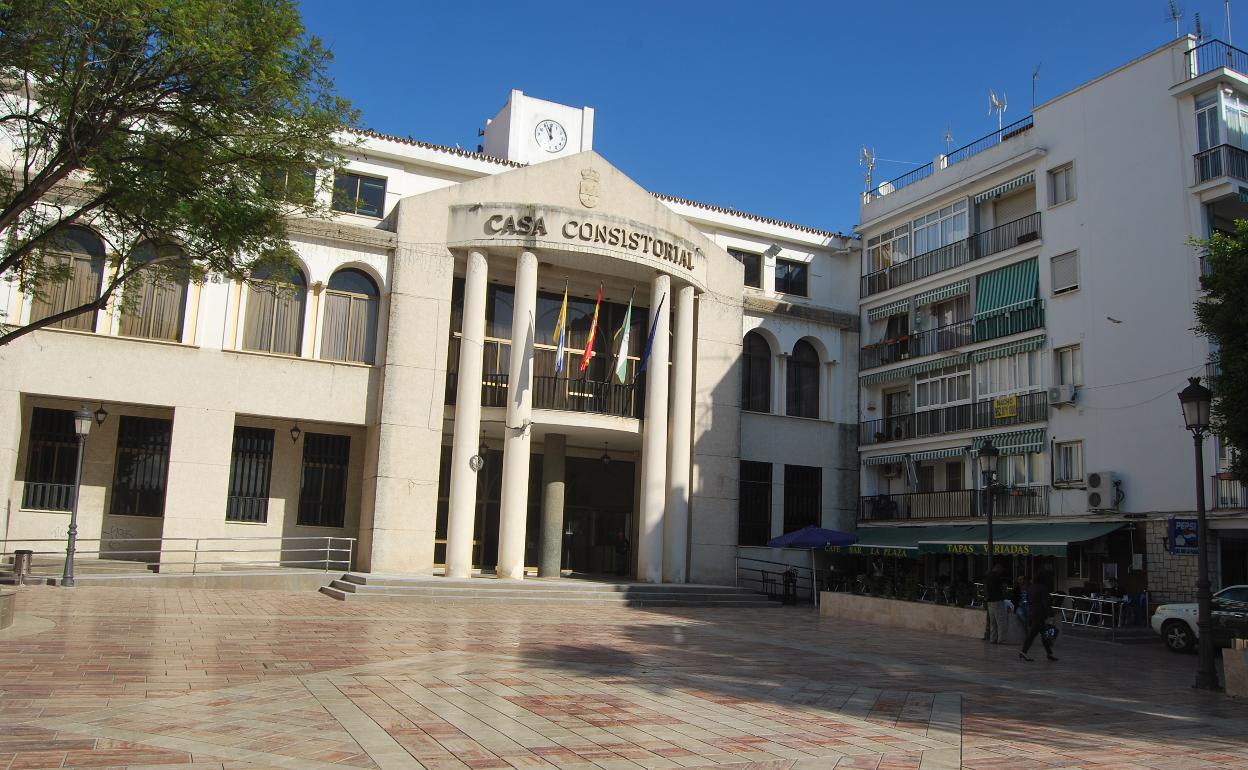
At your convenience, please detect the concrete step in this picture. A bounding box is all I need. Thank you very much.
[339,573,761,594]
[327,579,768,601]
[318,584,777,607]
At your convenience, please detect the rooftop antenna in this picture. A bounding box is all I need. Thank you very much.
[989,90,1008,132]
[1195,12,1205,42]
[943,126,955,153]
[1227,0,1233,47]
[1031,63,1042,109]
[860,145,877,191]
[1166,1,1184,39]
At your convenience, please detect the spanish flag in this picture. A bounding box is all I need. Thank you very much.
[578,283,603,374]
[553,282,569,374]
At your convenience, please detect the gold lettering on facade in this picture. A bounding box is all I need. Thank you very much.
[485,210,696,271]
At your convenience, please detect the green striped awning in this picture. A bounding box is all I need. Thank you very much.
[973,172,1035,204]
[863,453,906,466]
[914,280,970,307]
[971,429,1046,456]
[909,446,969,462]
[970,334,1047,362]
[867,298,911,322]
[860,353,969,386]
[974,259,1039,320]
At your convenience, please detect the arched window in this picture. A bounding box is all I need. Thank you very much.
[119,242,189,341]
[243,264,307,356]
[30,226,105,331]
[321,268,379,364]
[786,339,820,418]
[741,331,772,413]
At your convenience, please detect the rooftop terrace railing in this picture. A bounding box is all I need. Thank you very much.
[1186,39,1248,80]
[864,116,1035,202]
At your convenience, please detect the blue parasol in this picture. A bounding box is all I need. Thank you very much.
[766,526,857,549]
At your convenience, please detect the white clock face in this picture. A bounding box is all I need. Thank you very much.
[535,119,567,153]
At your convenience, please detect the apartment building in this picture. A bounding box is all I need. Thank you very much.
[854,37,1248,599]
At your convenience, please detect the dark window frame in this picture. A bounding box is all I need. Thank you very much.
[226,426,274,523]
[785,340,820,418]
[741,331,772,412]
[775,258,809,297]
[21,407,79,511]
[297,433,351,528]
[738,461,772,546]
[728,248,762,289]
[109,415,172,518]
[332,171,386,218]
[783,464,821,532]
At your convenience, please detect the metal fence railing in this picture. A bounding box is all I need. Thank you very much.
[1050,591,1129,642]
[1,535,355,582]
[1186,39,1248,80]
[734,555,818,605]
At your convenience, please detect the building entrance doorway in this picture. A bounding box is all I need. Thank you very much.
[1221,534,1248,587]
[563,456,635,577]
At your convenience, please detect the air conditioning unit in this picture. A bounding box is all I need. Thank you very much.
[1048,384,1077,407]
[882,463,903,478]
[1087,471,1120,511]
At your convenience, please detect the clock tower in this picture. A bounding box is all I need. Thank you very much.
[480,89,594,165]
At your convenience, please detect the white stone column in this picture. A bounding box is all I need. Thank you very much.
[664,284,695,583]
[637,274,671,584]
[775,353,789,415]
[496,250,537,579]
[445,249,488,578]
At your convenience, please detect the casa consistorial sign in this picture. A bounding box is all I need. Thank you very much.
[447,203,707,288]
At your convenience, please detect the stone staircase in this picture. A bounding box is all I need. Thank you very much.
[320,573,778,608]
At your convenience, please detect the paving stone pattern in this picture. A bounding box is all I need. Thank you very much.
[0,586,1245,769]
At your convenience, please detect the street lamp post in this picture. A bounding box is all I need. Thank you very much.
[977,439,1000,636]
[61,406,94,588]
[1178,376,1217,690]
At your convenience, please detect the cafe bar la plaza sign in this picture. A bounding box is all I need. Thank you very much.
[447,202,710,291]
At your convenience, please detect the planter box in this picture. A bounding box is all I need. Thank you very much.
[820,591,1027,642]
[1225,642,1248,698]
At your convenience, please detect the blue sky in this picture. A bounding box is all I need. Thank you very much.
[297,0,1233,234]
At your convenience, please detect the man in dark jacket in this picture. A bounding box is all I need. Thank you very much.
[985,562,1008,643]
[1020,569,1058,661]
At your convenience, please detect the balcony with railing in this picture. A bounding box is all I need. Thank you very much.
[860,390,1048,445]
[864,116,1035,202]
[1214,476,1246,509]
[1194,144,1248,184]
[858,486,1049,522]
[974,300,1044,342]
[861,212,1041,298]
[21,482,74,511]
[1186,39,1248,81]
[859,319,973,371]
[446,372,643,419]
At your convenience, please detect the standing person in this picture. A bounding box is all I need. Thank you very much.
[1019,569,1058,662]
[985,562,1009,644]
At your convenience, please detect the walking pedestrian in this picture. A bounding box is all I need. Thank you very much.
[1019,568,1058,662]
[985,562,1009,644]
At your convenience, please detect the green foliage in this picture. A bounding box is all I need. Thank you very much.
[1195,221,1248,480]
[0,0,355,344]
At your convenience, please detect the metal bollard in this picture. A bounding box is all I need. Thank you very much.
[13,550,34,583]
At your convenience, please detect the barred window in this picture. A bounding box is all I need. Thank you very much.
[226,427,274,523]
[741,332,772,412]
[783,464,821,532]
[298,433,350,528]
[22,407,78,511]
[109,416,172,517]
[785,340,819,418]
[738,461,772,546]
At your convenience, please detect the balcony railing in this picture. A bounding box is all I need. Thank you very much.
[1194,144,1248,183]
[860,319,973,371]
[1214,476,1246,509]
[860,390,1048,445]
[974,300,1044,343]
[1186,39,1248,81]
[446,372,642,418]
[21,482,74,511]
[861,212,1042,298]
[865,116,1034,201]
[858,486,1049,522]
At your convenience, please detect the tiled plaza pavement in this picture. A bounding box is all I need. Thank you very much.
[0,587,1245,770]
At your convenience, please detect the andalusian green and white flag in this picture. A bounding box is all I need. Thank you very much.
[612,289,635,383]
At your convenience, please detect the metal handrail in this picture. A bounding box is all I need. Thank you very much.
[1193,143,1248,183]
[1186,39,1248,80]
[733,555,818,604]
[2,535,356,577]
[1050,591,1127,641]
[860,390,1049,445]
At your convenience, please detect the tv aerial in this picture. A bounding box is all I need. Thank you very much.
[860,145,877,192]
[943,127,955,153]
[989,90,1008,131]
[1194,12,1205,42]
[1166,1,1184,39]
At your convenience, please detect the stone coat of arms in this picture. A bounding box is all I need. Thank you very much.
[579,169,600,208]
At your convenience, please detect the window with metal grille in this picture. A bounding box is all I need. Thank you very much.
[741,331,772,412]
[109,416,171,517]
[785,340,820,418]
[298,433,350,527]
[775,258,809,296]
[22,407,78,511]
[738,461,772,546]
[225,426,274,522]
[783,464,821,532]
